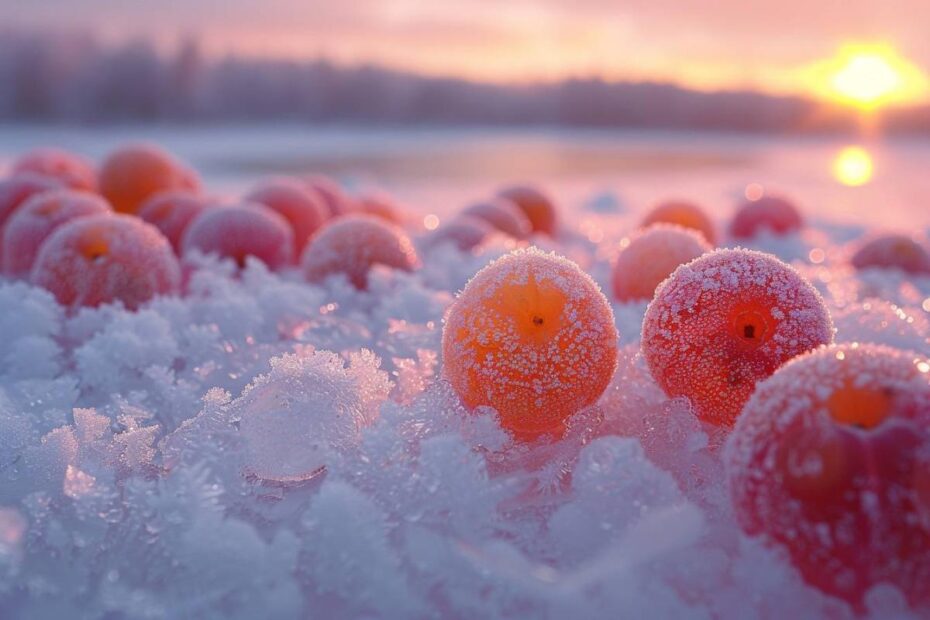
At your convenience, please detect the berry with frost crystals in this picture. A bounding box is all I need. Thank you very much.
[429,216,495,252]
[851,233,930,275]
[612,224,710,302]
[98,143,199,214]
[3,189,112,277]
[12,147,97,191]
[442,247,618,438]
[642,200,717,245]
[305,175,353,217]
[139,190,209,254]
[31,213,180,309]
[496,185,558,236]
[245,177,329,255]
[301,214,418,289]
[0,173,64,230]
[729,195,803,239]
[182,203,295,270]
[461,198,532,239]
[726,344,930,608]
[354,193,404,224]
[642,248,833,426]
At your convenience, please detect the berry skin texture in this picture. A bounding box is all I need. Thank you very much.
[642,248,833,426]
[850,234,930,275]
[31,214,180,310]
[244,178,329,255]
[461,198,532,240]
[496,185,558,236]
[725,344,930,609]
[612,224,711,302]
[641,200,717,245]
[305,175,353,218]
[442,247,619,438]
[729,195,803,239]
[0,173,64,230]
[12,147,97,191]
[302,214,418,289]
[138,190,209,254]
[3,190,112,277]
[182,203,295,270]
[354,193,404,225]
[98,144,199,214]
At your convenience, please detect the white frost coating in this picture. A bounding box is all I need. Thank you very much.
[725,344,930,606]
[236,348,392,482]
[642,248,834,424]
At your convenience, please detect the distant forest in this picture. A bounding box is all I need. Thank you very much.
[2,29,928,133]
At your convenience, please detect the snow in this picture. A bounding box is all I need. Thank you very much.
[2,128,930,618]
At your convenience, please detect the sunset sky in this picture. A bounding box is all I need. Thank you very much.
[4,0,930,101]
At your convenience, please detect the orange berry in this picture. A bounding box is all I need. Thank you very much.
[301,214,418,289]
[305,175,353,218]
[429,216,495,252]
[3,190,112,277]
[641,200,716,245]
[496,185,557,236]
[442,247,618,438]
[354,193,404,225]
[642,248,833,426]
[31,214,180,309]
[98,144,199,214]
[611,224,710,302]
[12,147,97,191]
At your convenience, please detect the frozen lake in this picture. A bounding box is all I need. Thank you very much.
[2,124,930,230]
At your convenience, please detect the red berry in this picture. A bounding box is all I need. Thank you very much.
[354,193,404,225]
[31,214,180,309]
[496,185,557,236]
[138,190,209,254]
[0,173,64,230]
[305,175,353,218]
[726,344,930,608]
[12,147,97,191]
[3,190,112,277]
[442,247,618,438]
[612,224,710,302]
[245,177,328,255]
[301,214,417,289]
[182,203,294,270]
[729,195,803,239]
[429,216,495,252]
[851,234,930,275]
[642,248,833,425]
[461,198,532,239]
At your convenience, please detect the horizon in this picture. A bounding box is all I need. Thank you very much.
[3,1,930,105]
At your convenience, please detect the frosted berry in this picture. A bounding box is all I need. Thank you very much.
[429,216,495,252]
[301,214,417,289]
[138,190,209,253]
[12,147,97,191]
[245,177,329,254]
[0,173,63,230]
[612,224,710,302]
[461,198,532,239]
[642,248,833,426]
[3,190,112,277]
[729,195,803,239]
[442,247,618,438]
[851,234,930,275]
[98,143,199,214]
[642,200,716,245]
[497,185,557,236]
[31,214,180,309]
[305,175,352,218]
[182,203,294,270]
[726,344,930,608]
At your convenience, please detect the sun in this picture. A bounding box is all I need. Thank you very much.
[804,44,928,109]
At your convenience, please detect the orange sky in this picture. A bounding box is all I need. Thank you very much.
[5,0,930,100]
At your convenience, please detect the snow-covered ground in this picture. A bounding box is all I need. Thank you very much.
[1,125,930,619]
